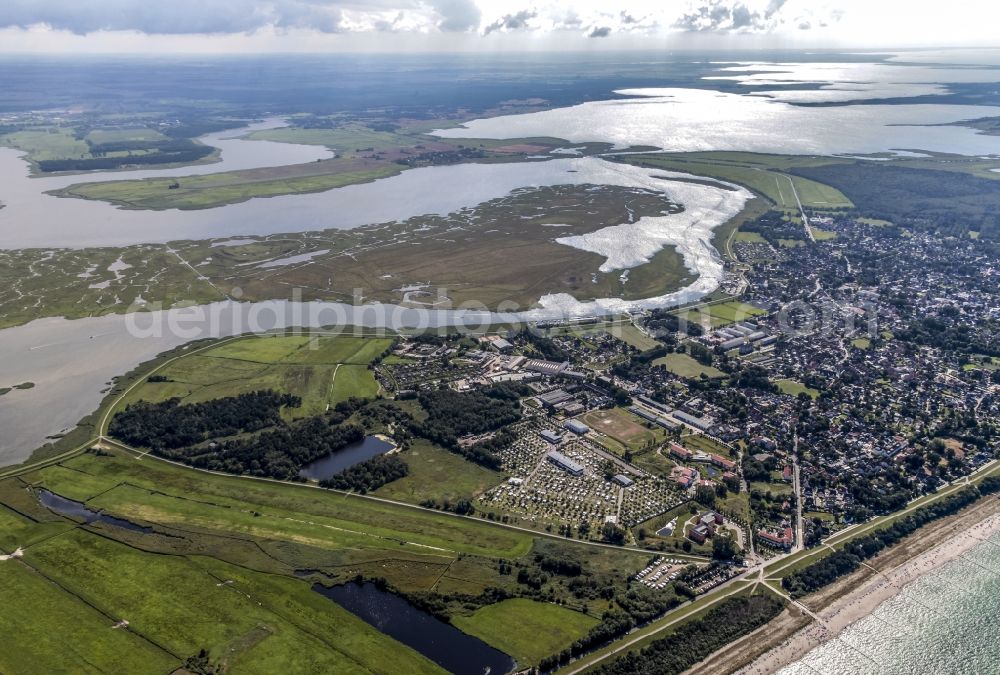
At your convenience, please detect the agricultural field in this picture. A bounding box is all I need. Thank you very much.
[451,598,599,666]
[653,353,726,379]
[0,500,447,675]
[116,333,392,419]
[246,124,419,153]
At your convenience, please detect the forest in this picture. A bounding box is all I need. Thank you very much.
[411,383,528,468]
[320,454,409,493]
[790,163,1000,239]
[109,389,369,480]
[108,390,300,450]
[155,416,364,480]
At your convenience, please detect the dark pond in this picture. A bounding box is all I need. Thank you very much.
[37,489,153,534]
[313,581,515,675]
[298,435,394,481]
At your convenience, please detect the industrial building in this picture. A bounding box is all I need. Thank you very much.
[546,450,584,476]
[539,429,563,444]
[563,419,590,435]
[672,410,713,432]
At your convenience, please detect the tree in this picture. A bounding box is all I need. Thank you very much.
[695,484,717,508]
[712,536,739,561]
[601,522,626,545]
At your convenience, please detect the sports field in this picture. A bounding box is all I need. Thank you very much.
[582,407,663,451]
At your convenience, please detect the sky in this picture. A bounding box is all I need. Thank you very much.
[0,0,996,53]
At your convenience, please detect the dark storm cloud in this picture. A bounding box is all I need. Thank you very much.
[0,0,419,34]
[588,26,611,38]
[429,0,480,32]
[483,9,537,35]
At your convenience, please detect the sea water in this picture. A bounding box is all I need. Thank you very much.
[777,530,1000,674]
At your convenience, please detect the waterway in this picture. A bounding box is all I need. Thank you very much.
[37,488,153,533]
[314,581,515,675]
[298,436,395,481]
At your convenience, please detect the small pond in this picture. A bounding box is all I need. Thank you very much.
[314,581,515,675]
[298,436,394,481]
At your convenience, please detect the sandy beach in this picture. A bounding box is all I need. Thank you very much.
[735,500,1000,675]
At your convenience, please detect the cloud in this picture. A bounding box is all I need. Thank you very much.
[673,0,802,33]
[588,25,611,38]
[428,0,480,32]
[0,0,357,34]
[483,9,537,35]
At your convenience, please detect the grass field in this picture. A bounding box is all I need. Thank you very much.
[674,300,767,329]
[452,599,599,665]
[653,353,725,379]
[613,323,663,351]
[373,440,503,505]
[749,481,794,497]
[0,552,179,675]
[775,379,820,399]
[13,524,446,675]
[733,230,767,243]
[117,334,390,419]
[1,127,90,162]
[623,153,853,214]
[54,159,402,210]
[809,226,838,241]
[679,432,736,460]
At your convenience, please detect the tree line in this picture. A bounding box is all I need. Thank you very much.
[782,481,998,598]
[588,595,785,675]
[39,140,214,172]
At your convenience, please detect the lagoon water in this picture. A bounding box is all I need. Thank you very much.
[777,531,1000,675]
[435,87,1000,157]
[4,58,1000,462]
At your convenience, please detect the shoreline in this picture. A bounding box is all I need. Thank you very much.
[684,493,1000,675]
[738,498,1000,674]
